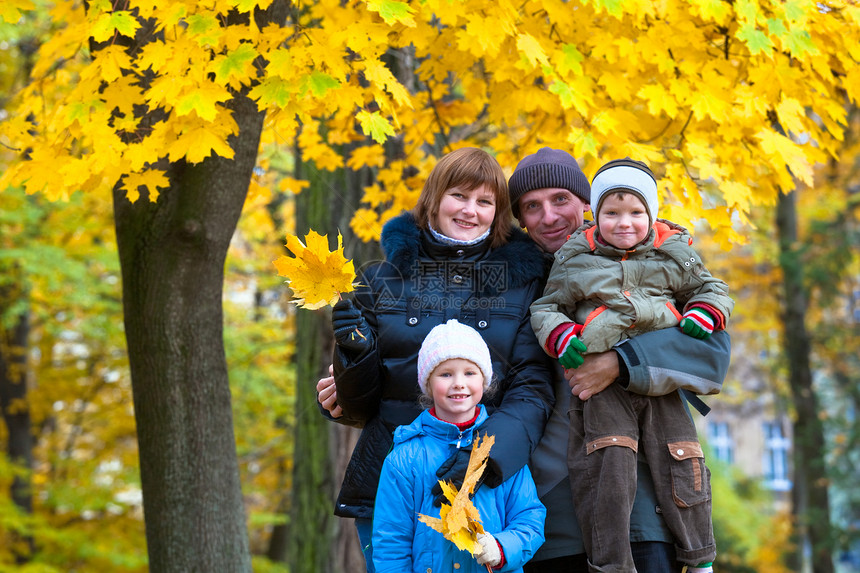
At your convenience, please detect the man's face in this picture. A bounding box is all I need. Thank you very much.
[516,188,590,253]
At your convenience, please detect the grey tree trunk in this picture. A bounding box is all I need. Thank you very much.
[112,90,265,573]
[276,141,378,573]
[101,3,288,569]
[775,189,834,573]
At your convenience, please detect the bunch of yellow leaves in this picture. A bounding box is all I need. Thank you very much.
[418,434,496,570]
[272,230,358,310]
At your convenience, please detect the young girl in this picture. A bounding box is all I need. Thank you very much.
[372,320,546,573]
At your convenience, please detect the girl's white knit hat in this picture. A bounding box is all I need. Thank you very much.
[417,320,493,394]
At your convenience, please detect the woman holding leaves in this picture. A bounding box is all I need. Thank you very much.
[372,320,545,572]
[327,147,554,571]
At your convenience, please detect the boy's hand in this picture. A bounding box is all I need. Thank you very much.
[559,336,587,369]
[554,323,586,369]
[680,308,716,340]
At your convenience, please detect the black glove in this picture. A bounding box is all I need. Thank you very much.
[332,298,373,355]
[430,448,500,506]
[432,447,475,506]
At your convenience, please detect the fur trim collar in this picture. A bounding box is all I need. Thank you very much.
[380,212,546,290]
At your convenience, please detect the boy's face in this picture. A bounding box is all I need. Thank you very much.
[427,358,484,424]
[516,188,590,254]
[596,192,650,250]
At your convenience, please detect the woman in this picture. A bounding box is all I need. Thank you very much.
[326,147,554,571]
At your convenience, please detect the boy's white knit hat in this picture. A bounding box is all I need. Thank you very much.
[417,319,493,394]
[591,158,659,225]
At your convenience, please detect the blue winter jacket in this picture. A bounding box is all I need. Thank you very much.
[372,406,546,573]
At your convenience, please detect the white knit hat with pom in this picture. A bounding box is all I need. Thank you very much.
[417,320,493,394]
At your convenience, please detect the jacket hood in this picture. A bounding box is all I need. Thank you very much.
[393,405,490,447]
[563,219,691,258]
[381,212,546,291]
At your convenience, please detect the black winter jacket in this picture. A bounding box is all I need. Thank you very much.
[331,212,555,519]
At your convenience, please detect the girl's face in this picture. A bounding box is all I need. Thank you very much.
[427,358,484,424]
[597,192,650,250]
[433,184,496,242]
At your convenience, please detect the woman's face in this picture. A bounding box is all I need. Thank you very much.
[433,184,496,241]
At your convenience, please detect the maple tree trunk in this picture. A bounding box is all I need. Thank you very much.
[112,89,264,572]
[0,277,35,564]
[776,189,835,573]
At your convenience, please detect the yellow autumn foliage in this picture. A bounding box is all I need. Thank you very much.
[1,0,858,251]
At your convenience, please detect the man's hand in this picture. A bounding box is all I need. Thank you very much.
[316,364,342,418]
[566,350,620,400]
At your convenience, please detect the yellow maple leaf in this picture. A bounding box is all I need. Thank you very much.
[167,124,235,164]
[516,33,549,68]
[272,230,358,310]
[0,0,33,24]
[121,169,170,203]
[418,434,495,558]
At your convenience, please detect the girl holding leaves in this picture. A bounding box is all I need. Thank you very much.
[326,147,554,571]
[372,320,545,572]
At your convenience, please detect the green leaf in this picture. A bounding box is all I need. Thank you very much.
[356,110,395,143]
[110,11,139,37]
[559,44,584,76]
[736,23,773,56]
[366,0,416,25]
[549,80,576,110]
[214,43,258,83]
[186,12,221,45]
[186,13,218,36]
[249,77,293,107]
[784,0,806,22]
[85,8,138,41]
[594,0,623,18]
[783,27,818,58]
[735,0,758,23]
[302,71,341,98]
[766,18,788,41]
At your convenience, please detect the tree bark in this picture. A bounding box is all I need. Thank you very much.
[274,141,378,573]
[776,189,835,573]
[101,2,288,569]
[0,279,34,563]
[112,88,264,572]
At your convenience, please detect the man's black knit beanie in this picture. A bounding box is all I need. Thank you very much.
[508,147,591,217]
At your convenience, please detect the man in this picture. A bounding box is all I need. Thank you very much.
[508,148,729,572]
[318,147,731,572]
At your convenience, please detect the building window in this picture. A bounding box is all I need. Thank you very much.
[707,421,734,464]
[763,421,792,491]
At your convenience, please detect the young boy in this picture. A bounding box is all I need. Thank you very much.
[372,320,546,573]
[530,158,734,572]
